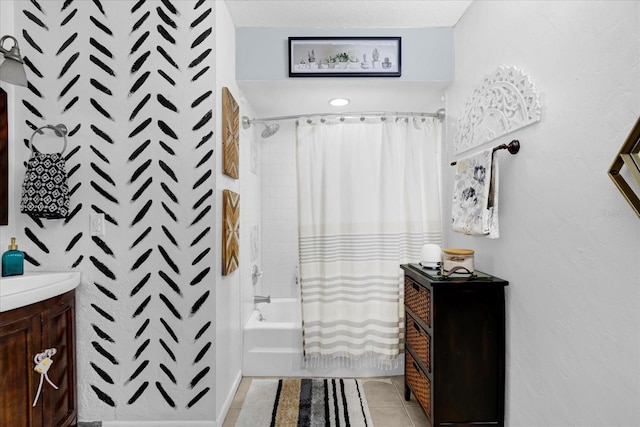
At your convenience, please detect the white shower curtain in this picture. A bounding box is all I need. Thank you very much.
[296,116,442,368]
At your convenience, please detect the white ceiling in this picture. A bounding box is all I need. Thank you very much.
[225,1,472,29]
[225,0,472,119]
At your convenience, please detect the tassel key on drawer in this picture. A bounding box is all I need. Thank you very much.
[32,348,59,407]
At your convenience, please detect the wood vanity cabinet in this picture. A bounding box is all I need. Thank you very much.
[401,264,508,427]
[0,290,77,427]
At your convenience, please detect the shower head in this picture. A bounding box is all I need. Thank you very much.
[241,115,280,138]
[261,123,280,138]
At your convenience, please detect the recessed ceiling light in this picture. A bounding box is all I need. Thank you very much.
[329,98,350,107]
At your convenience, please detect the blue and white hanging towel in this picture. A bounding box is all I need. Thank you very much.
[20,125,70,219]
[451,148,499,238]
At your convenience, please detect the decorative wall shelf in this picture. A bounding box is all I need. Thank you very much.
[222,87,240,179]
[454,66,541,154]
[222,189,240,275]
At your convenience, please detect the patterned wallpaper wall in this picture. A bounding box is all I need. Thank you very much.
[13,0,216,421]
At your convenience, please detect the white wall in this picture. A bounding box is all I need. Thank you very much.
[444,2,640,425]
[2,1,257,424]
[5,0,217,423]
[214,1,261,425]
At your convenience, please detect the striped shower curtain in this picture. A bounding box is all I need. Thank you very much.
[296,116,442,368]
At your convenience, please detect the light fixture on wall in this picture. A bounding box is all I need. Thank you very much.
[0,35,28,87]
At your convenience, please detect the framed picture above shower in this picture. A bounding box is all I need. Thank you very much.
[288,37,401,77]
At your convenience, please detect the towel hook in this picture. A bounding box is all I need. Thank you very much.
[28,124,68,155]
[51,124,68,137]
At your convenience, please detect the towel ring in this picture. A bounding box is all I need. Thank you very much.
[28,124,68,155]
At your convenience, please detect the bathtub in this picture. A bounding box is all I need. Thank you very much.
[242,297,404,377]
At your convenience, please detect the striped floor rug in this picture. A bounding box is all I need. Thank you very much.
[236,378,373,427]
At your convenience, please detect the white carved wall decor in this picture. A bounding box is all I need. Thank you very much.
[454,66,541,154]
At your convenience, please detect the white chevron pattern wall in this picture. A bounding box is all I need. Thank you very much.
[13,0,216,421]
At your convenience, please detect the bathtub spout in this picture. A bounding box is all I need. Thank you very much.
[254,295,271,304]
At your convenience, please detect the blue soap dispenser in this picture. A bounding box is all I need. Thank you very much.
[2,237,24,277]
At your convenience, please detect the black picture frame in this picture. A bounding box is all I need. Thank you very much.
[288,37,401,78]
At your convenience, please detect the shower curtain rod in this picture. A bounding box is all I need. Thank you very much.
[247,108,446,124]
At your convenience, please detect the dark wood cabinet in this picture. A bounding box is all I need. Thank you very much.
[401,264,508,427]
[0,290,77,427]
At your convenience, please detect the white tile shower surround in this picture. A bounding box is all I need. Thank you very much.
[260,126,299,298]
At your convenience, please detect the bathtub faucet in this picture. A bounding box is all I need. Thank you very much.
[254,295,271,304]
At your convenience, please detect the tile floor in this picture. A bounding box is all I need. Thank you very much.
[222,375,429,427]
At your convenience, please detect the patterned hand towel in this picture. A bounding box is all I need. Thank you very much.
[451,148,499,238]
[20,152,70,219]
